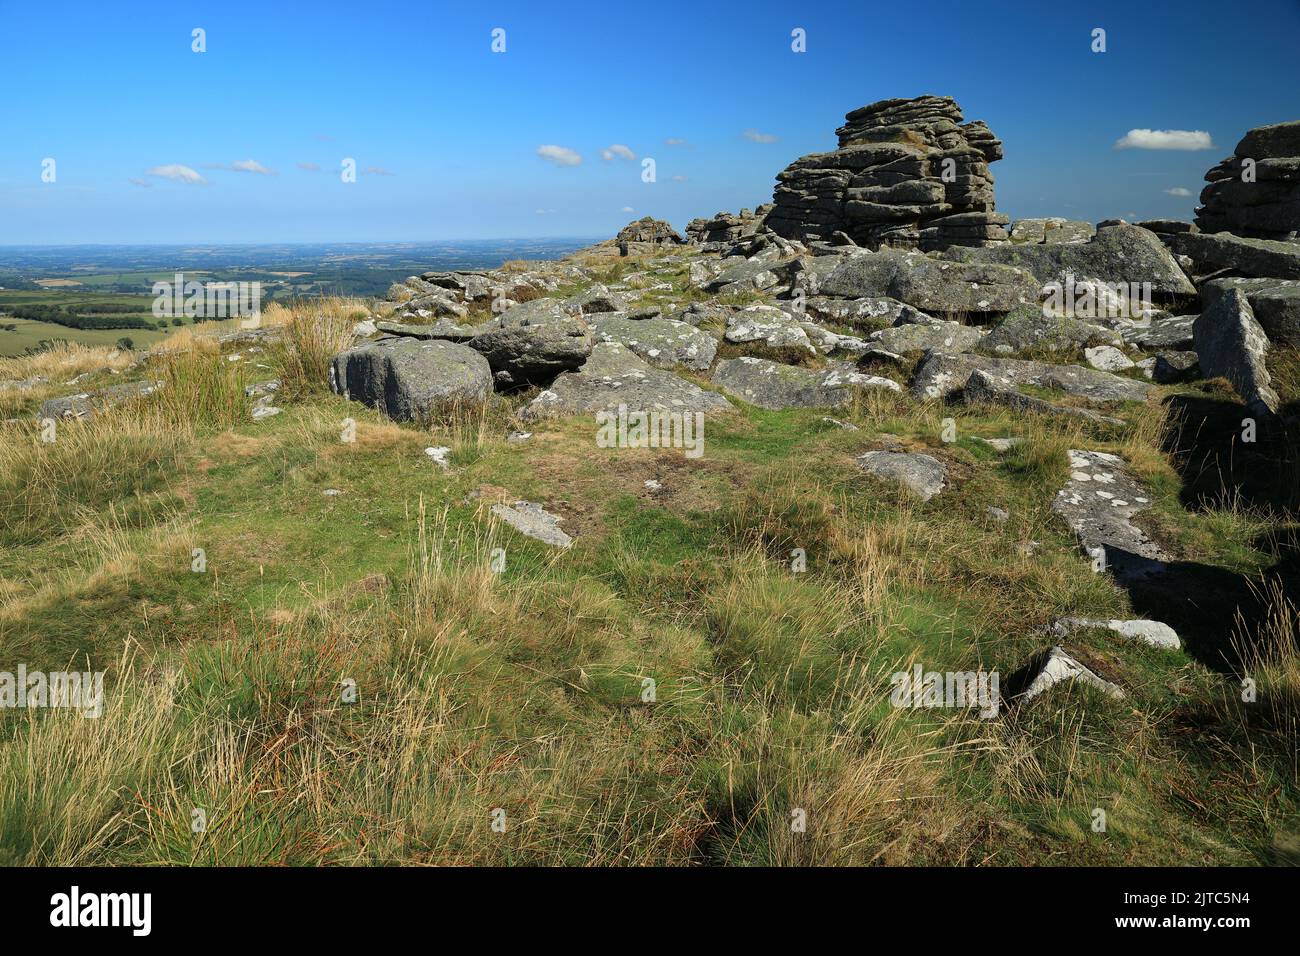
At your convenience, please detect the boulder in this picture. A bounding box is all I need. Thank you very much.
[467,318,593,387]
[820,248,1039,314]
[37,380,163,421]
[1084,346,1135,372]
[1152,351,1200,383]
[870,319,983,354]
[1172,232,1300,280]
[520,342,731,420]
[330,337,493,422]
[711,356,899,410]
[944,222,1197,300]
[910,351,1151,403]
[491,501,573,549]
[980,308,1121,355]
[1010,647,1125,702]
[1201,277,1300,345]
[962,369,1124,425]
[724,305,815,354]
[1052,449,1170,579]
[1046,617,1181,650]
[855,449,946,500]
[1008,218,1095,245]
[592,315,717,370]
[1193,288,1280,416]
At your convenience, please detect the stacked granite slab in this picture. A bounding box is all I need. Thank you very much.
[686,205,772,245]
[1195,120,1300,240]
[764,95,1009,252]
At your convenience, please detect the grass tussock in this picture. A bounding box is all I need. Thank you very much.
[269,297,368,399]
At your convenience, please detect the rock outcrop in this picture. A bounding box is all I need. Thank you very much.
[686,206,771,245]
[1195,120,1300,240]
[615,216,684,246]
[764,95,1009,251]
[330,337,493,422]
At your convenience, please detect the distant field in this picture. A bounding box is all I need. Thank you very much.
[0,288,156,311]
[1,318,165,355]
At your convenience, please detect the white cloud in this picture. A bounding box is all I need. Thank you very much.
[602,144,636,161]
[1114,129,1213,151]
[231,159,275,175]
[621,206,634,213]
[664,137,688,146]
[1164,186,1193,197]
[742,129,779,143]
[537,144,582,167]
[146,164,207,185]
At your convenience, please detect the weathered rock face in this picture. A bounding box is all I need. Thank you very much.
[1193,288,1280,417]
[38,380,163,421]
[764,95,1009,251]
[1195,120,1300,240]
[330,336,493,422]
[615,216,684,246]
[686,205,771,245]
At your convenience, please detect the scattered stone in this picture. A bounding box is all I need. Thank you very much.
[1084,345,1135,371]
[1152,351,1200,383]
[1012,646,1125,702]
[1047,617,1181,650]
[686,206,770,245]
[1052,449,1170,580]
[37,380,163,421]
[323,488,343,496]
[802,295,937,329]
[491,501,573,548]
[821,417,860,430]
[712,356,899,410]
[330,337,493,422]
[507,430,532,443]
[1122,314,1197,351]
[563,284,629,315]
[962,369,1124,425]
[978,436,1023,452]
[1193,288,1280,416]
[986,506,1010,522]
[424,446,452,468]
[855,449,947,500]
[352,319,378,338]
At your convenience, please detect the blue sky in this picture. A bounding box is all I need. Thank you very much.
[2,0,1298,244]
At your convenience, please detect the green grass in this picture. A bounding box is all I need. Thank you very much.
[0,267,1296,867]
